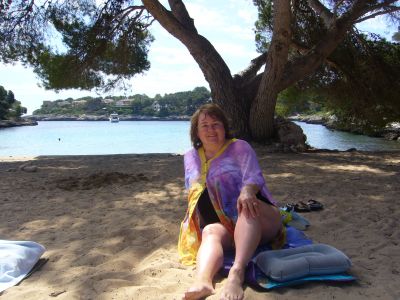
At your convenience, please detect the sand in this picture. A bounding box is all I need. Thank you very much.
[0,149,399,299]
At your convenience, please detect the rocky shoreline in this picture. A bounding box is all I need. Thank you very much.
[288,114,400,141]
[0,119,38,128]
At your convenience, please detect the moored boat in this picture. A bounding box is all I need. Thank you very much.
[109,113,119,123]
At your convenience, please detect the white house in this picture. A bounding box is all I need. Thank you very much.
[57,100,70,107]
[152,101,161,112]
[115,99,132,107]
[102,98,114,104]
[72,100,87,107]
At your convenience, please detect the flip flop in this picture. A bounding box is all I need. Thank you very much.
[307,199,324,211]
[281,203,295,212]
[294,201,311,213]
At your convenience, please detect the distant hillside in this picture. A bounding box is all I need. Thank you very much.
[33,87,211,117]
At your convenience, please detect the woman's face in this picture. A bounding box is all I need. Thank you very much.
[197,113,226,150]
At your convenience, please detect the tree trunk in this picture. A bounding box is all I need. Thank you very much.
[209,79,251,139]
[250,0,291,141]
[185,36,251,138]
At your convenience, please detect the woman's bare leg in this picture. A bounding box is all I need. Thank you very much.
[183,223,232,300]
[220,202,282,300]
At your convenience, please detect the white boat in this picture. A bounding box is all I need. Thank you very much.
[109,113,119,123]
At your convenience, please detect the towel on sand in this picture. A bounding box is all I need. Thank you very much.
[0,240,46,293]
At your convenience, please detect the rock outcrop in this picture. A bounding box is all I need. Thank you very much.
[274,117,308,152]
[0,119,38,128]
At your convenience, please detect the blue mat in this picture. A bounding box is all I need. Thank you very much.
[220,226,356,289]
[257,273,356,290]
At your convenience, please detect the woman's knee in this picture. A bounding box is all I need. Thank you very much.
[236,203,281,241]
[202,223,231,244]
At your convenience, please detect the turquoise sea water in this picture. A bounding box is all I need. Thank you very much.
[0,121,191,156]
[295,122,400,152]
[294,121,400,152]
[0,121,399,156]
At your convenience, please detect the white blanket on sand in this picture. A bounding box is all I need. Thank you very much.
[0,240,45,293]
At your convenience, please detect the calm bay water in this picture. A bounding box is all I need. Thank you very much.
[294,121,400,152]
[0,120,399,157]
[0,121,191,156]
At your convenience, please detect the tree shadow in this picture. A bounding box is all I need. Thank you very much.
[1,151,399,299]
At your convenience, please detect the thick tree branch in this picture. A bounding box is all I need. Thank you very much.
[368,0,398,10]
[142,0,230,74]
[142,0,250,134]
[307,0,335,27]
[278,0,371,90]
[290,39,340,69]
[234,52,267,87]
[355,6,400,24]
[260,0,292,90]
[168,0,197,32]
[141,0,191,40]
[333,0,345,16]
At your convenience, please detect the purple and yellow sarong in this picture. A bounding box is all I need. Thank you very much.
[178,139,280,266]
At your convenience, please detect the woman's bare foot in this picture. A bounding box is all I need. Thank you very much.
[183,281,215,300]
[220,266,245,300]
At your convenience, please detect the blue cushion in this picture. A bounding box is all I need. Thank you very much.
[255,243,351,282]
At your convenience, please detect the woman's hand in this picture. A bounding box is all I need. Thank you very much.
[237,185,260,218]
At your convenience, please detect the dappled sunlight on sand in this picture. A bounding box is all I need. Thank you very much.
[317,164,396,175]
[268,172,298,178]
[0,151,399,299]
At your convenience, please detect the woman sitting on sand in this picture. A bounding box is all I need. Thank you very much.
[179,104,284,300]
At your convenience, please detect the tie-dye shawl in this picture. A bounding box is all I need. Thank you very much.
[178,139,277,265]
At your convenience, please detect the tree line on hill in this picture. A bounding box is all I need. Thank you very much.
[1,81,333,121]
[33,86,212,117]
[0,85,27,120]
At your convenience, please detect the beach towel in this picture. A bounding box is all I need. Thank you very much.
[0,240,46,293]
[280,209,310,231]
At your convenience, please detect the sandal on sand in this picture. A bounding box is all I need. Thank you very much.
[294,201,311,213]
[307,199,324,211]
[282,200,323,213]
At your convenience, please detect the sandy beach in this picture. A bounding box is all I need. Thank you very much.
[0,149,399,299]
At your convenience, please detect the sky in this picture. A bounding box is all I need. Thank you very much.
[0,0,397,115]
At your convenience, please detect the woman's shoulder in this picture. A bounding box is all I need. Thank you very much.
[184,147,197,155]
[184,147,200,162]
[230,139,254,152]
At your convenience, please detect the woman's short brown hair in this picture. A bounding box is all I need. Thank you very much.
[190,103,232,149]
